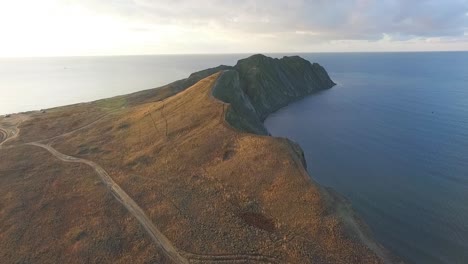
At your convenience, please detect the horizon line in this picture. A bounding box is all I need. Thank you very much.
[1,50,468,59]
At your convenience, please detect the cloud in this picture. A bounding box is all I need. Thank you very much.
[69,0,468,39]
[1,0,467,56]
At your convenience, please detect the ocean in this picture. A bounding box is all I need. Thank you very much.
[0,54,244,115]
[2,52,468,263]
[265,52,468,264]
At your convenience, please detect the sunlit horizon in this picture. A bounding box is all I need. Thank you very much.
[1,0,467,57]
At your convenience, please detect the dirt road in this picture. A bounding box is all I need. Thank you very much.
[1,118,189,263]
[0,128,6,144]
[0,127,19,146]
[0,114,29,147]
[1,79,279,263]
[28,142,189,264]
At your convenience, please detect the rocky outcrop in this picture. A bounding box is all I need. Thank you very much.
[234,54,335,120]
[212,54,335,135]
[212,70,268,135]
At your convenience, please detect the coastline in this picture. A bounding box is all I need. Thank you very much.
[1,55,401,263]
[211,70,399,263]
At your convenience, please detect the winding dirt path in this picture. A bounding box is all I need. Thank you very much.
[0,128,6,144]
[28,142,189,264]
[27,142,279,263]
[1,75,280,263]
[0,114,29,147]
[0,126,19,147]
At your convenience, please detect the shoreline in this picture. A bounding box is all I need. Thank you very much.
[211,70,399,263]
[1,54,401,263]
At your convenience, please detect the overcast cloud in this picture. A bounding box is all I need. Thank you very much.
[72,0,468,37]
[1,0,467,56]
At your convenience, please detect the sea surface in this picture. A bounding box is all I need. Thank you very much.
[265,52,468,264]
[2,52,468,264]
[0,55,244,115]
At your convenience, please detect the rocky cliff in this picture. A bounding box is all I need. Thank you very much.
[234,54,335,120]
[212,54,335,135]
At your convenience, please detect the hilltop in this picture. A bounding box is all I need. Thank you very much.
[0,55,398,263]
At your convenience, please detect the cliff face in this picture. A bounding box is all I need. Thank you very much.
[212,70,268,135]
[234,54,335,120]
[212,54,335,135]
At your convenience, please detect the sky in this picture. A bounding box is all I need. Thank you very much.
[0,0,467,57]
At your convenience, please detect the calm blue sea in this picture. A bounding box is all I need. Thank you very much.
[1,52,467,263]
[265,52,468,264]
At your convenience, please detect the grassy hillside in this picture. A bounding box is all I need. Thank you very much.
[0,145,167,263]
[0,55,397,263]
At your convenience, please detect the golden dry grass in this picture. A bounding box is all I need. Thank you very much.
[0,73,393,263]
[0,145,170,264]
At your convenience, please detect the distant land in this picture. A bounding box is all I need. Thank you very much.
[0,55,401,263]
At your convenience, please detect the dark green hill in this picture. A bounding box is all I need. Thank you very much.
[212,54,335,134]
